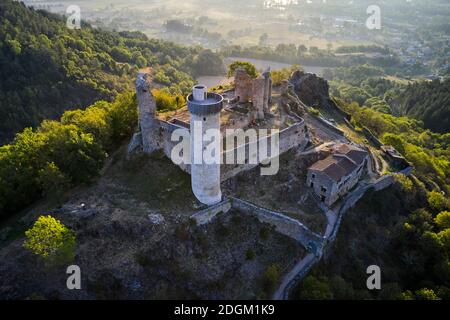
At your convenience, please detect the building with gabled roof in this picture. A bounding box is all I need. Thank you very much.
[306,144,368,206]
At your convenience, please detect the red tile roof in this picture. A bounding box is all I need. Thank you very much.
[309,144,367,181]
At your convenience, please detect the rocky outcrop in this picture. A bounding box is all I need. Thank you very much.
[289,70,331,108]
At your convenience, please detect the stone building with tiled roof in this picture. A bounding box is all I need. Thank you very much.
[306,144,368,206]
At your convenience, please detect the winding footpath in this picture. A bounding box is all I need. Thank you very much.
[273,173,394,300]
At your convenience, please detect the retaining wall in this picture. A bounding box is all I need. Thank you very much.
[313,114,345,136]
[230,197,325,255]
[191,199,232,225]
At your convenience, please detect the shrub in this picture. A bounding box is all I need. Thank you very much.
[23,215,76,265]
[435,211,450,230]
[246,249,256,260]
[428,191,450,212]
[309,108,320,116]
[152,89,185,112]
[262,264,281,294]
[228,61,258,78]
[295,276,333,300]
[271,65,300,86]
[259,227,270,241]
[414,288,441,300]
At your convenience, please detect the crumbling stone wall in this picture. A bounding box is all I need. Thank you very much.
[234,68,272,119]
[191,198,232,225]
[263,70,272,112]
[234,68,253,103]
[221,121,309,181]
[252,77,266,120]
[136,70,160,153]
[132,69,309,201]
[230,197,325,255]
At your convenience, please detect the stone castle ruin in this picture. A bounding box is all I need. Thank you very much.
[129,67,310,206]
[234,67,272,120]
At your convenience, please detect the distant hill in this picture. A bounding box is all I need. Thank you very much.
[393,79,450,133]
[0,1,199,144]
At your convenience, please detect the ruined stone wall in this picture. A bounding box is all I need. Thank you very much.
[263,74,271,113]
[234,68,272,119]
[221,121,309,181]
[143,118,308,183]
[252,77,266,120]
[313,115,345,136]
[135,68,307,185]
[230,197,325,254]
[191,198,232,225]
[234,68,253,103]
[279,121,309,152]
[136,71,160,153]
[158,120,191,173]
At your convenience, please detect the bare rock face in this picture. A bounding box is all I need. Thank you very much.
[289,70,331,108]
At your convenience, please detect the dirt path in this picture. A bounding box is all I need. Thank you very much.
[273,253,317,300]
[273,167,392,300]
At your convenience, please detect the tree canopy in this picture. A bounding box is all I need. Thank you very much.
[0,0,198,144]
[23,215,76,265]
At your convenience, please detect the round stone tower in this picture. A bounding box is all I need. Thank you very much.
[187,85,223,206]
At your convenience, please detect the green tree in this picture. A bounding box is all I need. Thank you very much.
[228,61,258,78]
[428,191,450,212]
[193,49,224,77]
[262,264,281,295]
[414,288,441,300]
[61,102,112,147]
[37,162,69,202]
[152,89,185,112]
[110,46,132,62]
[297,44,307,57]
[6,39,21,55]
[23,215,76,265]
[435,211,450,230]
[259,33,268,46]
[436,228,450,255]
[39,121,106,184]
[296,276,333,300]
[382,133,406,155]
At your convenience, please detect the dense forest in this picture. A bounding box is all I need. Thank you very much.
[0,92,138,220]
[0,1,224,144]
[326,65,450,133]
[393,79,450,133]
